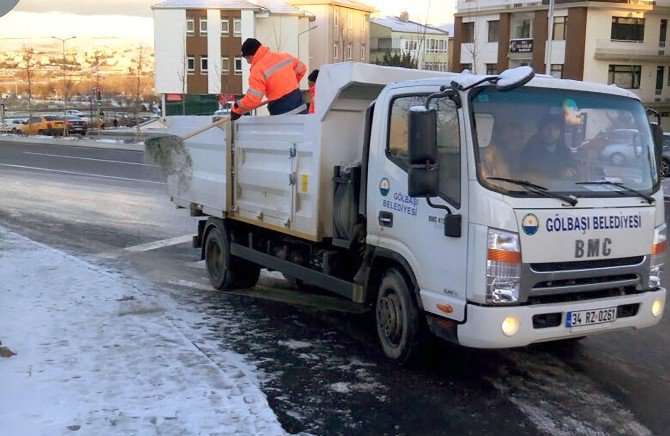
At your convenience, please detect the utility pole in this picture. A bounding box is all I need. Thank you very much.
[0,98,5,132]
[545,0,555,75]
[51,35,76,136]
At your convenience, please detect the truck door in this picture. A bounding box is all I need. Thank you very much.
[367,89,469,321]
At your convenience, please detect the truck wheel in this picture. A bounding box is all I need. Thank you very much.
[204,220,260,290]
[660,158,670,178]
[375,268,424,365]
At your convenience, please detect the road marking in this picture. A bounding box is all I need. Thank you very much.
[95,234,193,259]
[0,163,165,185]
[22,151,159,167]
[124,235,193,253]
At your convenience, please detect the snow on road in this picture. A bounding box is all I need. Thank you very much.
[0,228,284,435]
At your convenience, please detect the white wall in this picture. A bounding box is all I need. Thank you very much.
[460,14,499,74]
[207,9,222,94]
[241,9,256,97]
[154,9,187,94]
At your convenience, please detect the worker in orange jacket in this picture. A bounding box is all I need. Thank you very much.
[231,38,307,120]
[307,69,319,114]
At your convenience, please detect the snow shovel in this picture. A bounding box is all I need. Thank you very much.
[144,101,269,189]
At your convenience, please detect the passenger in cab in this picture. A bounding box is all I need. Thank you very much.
[231,38,308,120]
[480,119,526,179]
[525,115,576,178]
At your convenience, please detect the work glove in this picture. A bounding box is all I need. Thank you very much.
[230,110,242,121]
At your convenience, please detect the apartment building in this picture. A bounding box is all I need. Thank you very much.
[153,0,312,115]
[370,12,450,71]
[453,0,670,117]
[287,0,374,69]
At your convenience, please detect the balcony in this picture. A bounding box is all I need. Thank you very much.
[509,38,533,53]
[594,39,670,62]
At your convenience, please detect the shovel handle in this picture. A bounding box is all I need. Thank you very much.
[181,100,269,141]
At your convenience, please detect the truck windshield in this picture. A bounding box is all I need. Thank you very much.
[471,87,658,199]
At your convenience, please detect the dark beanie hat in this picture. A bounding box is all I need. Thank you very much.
[308,69,319,83]
[241,38,262,56]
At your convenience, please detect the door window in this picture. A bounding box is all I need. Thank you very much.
[386,94,461,207]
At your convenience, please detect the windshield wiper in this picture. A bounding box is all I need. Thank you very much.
[487,177,578,206]
[575,181,654,204]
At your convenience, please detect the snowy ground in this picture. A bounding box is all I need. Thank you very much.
[0,227,283,435]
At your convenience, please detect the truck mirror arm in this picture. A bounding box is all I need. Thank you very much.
[426,88,461,109]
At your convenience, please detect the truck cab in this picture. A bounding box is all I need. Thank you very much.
[161,63,666,364]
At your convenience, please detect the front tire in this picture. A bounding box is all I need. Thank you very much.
[375,268,424,366]
[661,158,670,178]
[204,219,260,290]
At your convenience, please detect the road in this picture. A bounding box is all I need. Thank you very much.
[0,140,668,435]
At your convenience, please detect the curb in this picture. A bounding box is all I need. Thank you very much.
[0,134,145,152]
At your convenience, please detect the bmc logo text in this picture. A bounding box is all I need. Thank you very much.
[575,238,612,258]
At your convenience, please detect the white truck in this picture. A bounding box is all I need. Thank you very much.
[162,63,666,364]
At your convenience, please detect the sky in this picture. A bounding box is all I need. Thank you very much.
[0,0,456,48]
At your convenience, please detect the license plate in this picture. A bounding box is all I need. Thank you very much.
[566,307,617,327]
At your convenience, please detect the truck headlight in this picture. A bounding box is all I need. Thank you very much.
[650,223,666,288]
[487,228,521,304]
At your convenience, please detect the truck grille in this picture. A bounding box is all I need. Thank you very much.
[520,256,649,304]
[531,256,644,272]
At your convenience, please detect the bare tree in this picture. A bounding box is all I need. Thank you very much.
[176,38,188,116]
[337,8,354,62]
[132,44,147,141]
[461,1,481,73]
[21,46,35,118]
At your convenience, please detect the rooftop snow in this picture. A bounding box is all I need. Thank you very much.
[371,17,448,35]
[153,0,307,15]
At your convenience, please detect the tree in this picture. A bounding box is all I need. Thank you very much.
[372,51,417,69]
[20,46,35,118]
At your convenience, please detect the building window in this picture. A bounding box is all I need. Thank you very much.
[611,17,644,42]
[347,11,353,29]
[608,64,641,89]
[221,19,230,36]
[199,18,208,36]
[515,18,532,39]
[553,16,567,40]
[346,43,353,60]
[360,43,366,60]
[187,56,195,73]
[200,56,208,74]
[233,19,242,37]
[333,42,339,59]
[234,57,242,74]
[463,22,474,43]
[334,9,339,28]
[221,57,230,74]
[186,18,195,36]
[488,21,499,42]
[425,62,448,71]
[460,63,472,71]
[486,63,498,75]
[404,39,418,51]
[550,64,564,79]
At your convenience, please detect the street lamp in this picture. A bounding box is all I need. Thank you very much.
[51,35,76,136]
[297,25,317,60]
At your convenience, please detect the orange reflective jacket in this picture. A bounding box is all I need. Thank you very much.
[308,85,315,114]
[233,45,306,115]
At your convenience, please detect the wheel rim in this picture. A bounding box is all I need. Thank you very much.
[377,290,403,347]
[661,160,670,177]
[206,238,223,281]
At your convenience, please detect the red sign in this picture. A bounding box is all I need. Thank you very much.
[219,93,235,104]
[166,93,183,102]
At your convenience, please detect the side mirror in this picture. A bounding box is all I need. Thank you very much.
[408,107,439,197]
[650,122,663,175]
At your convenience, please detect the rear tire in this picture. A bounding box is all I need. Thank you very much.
[204,219,260,290]
[375,268,424,366]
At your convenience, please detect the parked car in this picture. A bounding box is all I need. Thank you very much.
[65,109,85,117]
[0,118,27,134]
[212,105,232,122]
[22,115,66,136]
[65,116,88,135]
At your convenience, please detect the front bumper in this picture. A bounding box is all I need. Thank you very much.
[456,288,666,348]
